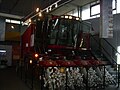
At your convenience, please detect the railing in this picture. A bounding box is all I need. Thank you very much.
[90,34,120,87]
[102,38,120,57]
[90,35,117,64]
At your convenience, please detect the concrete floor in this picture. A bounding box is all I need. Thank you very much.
[0,67,30,90]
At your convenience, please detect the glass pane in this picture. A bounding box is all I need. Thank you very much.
[48,18,82,46]
[117,46,120,64]
[91,4,100,16]
[82,5,90,20]
[49,19,59,44]
[113,10,116,14]
[82,9,90,20]
[117,0,120,13]
[112,0,116,9]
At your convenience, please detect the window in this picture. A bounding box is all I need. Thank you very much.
[90,3,100,16]
[65,0,118,20]
[89,0,117,19]
[82,5,90,20]
[117,46,120,64]
[73,9,79,17]
[112,0,116,10]
[90,0,116,17]
[112,0,117,14]
[117,0,120,13]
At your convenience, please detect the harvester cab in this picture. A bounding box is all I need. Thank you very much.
[38,15,90,58]
[22,14,91,61]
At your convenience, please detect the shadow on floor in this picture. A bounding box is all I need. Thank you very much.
[0,67,30,90]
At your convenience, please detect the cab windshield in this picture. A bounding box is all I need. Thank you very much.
[48,18,81,46]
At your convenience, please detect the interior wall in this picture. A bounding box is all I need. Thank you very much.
[0,17,5,41]
[0,45,12,66]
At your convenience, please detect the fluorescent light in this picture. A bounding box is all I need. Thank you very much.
[6,19,21,24]
[10,20,21,24]
[6,19,10,23]
[0,50,6,53]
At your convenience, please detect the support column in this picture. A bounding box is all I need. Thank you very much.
[100,0,113,38]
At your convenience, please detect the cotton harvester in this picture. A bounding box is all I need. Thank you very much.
[21,14,116,90]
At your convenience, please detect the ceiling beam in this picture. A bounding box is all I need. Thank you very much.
[0,12,23,20]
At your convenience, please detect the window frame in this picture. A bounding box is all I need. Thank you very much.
[90,0,117,17]
[90,3,100,17]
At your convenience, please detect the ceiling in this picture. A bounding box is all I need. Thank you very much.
[0,0,41,19]
[0,0,97,20]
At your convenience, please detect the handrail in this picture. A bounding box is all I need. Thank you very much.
[102,38,120,55]
[90,34,117,65]
[79,21,119,65]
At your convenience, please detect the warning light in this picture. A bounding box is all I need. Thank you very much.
[30,60,32,64]
[35,53,39,58]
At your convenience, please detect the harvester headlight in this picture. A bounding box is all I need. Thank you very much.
[61,16,64,18]
[69,16,72,19]
[65,16,68,19]
[76,17,80,20]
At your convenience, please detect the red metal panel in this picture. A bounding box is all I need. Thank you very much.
[21,24,35,57]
